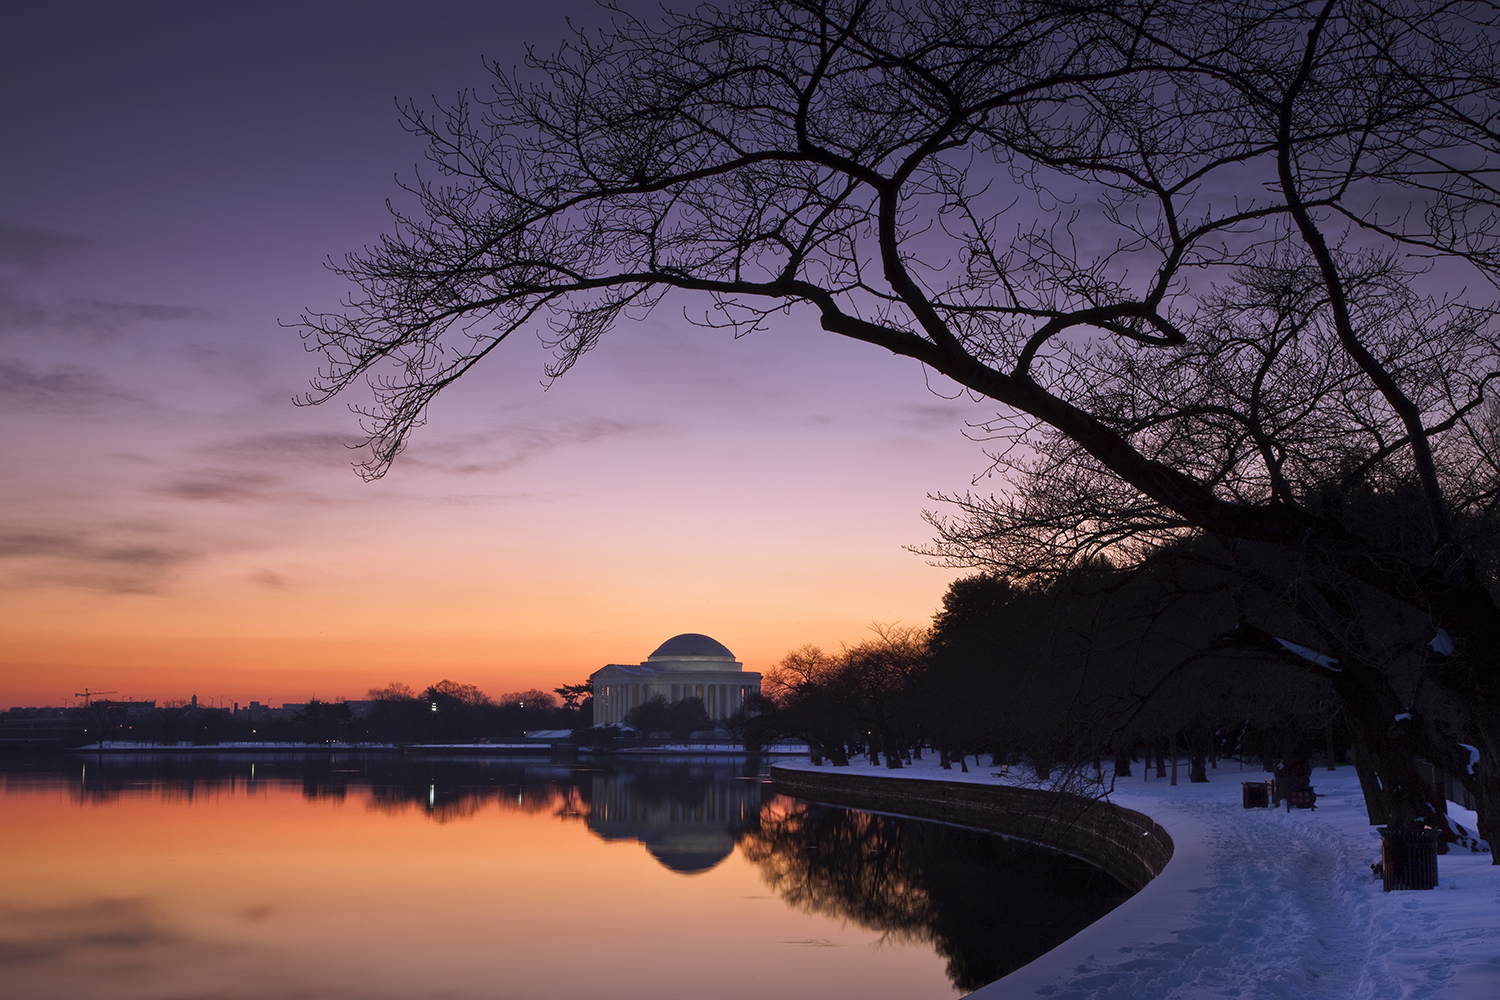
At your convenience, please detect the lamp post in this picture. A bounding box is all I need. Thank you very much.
[430,701,438,744]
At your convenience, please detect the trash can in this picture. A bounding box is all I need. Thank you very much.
[1242,781,1271,808]
[1378,825,1441,891]
[1287,786,1317,810]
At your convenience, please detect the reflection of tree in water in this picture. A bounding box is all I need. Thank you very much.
[740,798,1133,992]
[20,754,586,823]
[10,756,767,849]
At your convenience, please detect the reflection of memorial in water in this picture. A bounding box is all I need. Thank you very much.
[739,799,1134,992]
[585,760,764,873]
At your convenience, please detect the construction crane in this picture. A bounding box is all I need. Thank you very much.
[74,689,117,707]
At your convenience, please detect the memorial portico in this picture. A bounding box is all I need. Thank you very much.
[591,633,762,727]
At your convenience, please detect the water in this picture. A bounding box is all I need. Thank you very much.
[0,753,1131,999]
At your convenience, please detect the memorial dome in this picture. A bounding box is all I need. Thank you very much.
[648,633,735,660]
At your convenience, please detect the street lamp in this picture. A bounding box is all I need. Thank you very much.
[430,701,438,744]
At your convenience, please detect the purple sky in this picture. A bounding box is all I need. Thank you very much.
[1,1,994,706]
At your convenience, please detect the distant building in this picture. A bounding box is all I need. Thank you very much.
[99,700,157,720]
[0,706,83,745]
[232,701,349,723]
[590,633,761,727]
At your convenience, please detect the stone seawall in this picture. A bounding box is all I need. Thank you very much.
[769,765,1173,892]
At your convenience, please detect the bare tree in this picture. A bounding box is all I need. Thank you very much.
[299,1,1500,849]
[498,688,560,711]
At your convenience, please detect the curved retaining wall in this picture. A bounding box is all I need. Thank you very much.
[769,765,1173,892]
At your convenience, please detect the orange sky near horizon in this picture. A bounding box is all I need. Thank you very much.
[1,317,985,706]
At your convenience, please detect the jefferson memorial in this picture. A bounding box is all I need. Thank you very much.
[591,633,762,726]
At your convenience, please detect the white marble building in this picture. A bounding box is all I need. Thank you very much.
[591,633,762,727]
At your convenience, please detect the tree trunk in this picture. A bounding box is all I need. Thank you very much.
[1190,727,1210,782]
[1349,729,1390,824]
[1114,745,1132,778]
[1328,660,1444,829]
[1416,564,1500,859]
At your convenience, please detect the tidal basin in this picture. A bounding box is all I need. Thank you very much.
[0,753,1131,999]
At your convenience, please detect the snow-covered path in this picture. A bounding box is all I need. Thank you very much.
[773,759,1500,998]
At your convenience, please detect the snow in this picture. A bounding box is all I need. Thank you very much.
[774,757,1500,999]
[608,742,809,755]
[1275,637,1341,670]
[1462,745,1480,775]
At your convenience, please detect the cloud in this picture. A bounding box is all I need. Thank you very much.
[153,469,280,504]
[0,294,216,338]
[0,225,214,340]
[0,224,90,269]
[208,431,366,466]
[429,491,565,506]
[0,528,198,594]
[0,897,184,966]
[0,358,151,416]
[405,415,652,476]
[895,403,977,432]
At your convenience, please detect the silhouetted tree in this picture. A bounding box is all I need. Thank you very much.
[301,700,354,743]
[554,680,593,711]
[920,547,1361,793]
[625,695,712,739]
[758,626,928,766]
[368,681,417,701]
[299,0,1500,848]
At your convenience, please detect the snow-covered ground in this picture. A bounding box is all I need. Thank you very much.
[775,757,1499,999]
[608,742,810,755]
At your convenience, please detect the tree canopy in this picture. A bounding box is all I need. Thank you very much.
[301,0,1500,849]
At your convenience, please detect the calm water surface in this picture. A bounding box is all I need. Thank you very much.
[0,753,1130,999]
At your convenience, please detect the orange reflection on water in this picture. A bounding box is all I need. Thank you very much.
[0,760,956,1000]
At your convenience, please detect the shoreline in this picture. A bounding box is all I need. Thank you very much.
[52,741,807,757]
[770,756,1499,999]
[769,763,1170,892]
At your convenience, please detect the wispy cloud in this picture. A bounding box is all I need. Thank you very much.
[0,897,185,965]
[208,431,366,467]
[0,358,152,416]
[0,527,197,594]
[895,403,978,432]
[0,224,90,269]
[153,469,281,504]
[405,416,652,476]
[0,293,216,338]
[0,223,214,341]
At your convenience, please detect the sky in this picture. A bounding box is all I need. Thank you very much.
[0,1,999,708]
